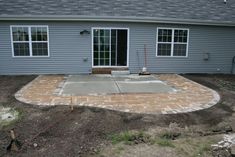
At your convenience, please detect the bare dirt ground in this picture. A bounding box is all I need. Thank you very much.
[0,74,234,157]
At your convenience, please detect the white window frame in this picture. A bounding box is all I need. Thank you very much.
[91,27,130,68]
[156,27,189,58]
[10,25,50,58]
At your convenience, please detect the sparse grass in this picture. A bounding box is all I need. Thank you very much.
[108,130,177,148]
[154,138,175,148]
[108,131,134,144]
[174,136,221,157]
[108,130,149,145]
[147,128,181,148]
[100,129,222,157]
[193,143,211,157]
[159,130,181,140]
[114,146,125,154]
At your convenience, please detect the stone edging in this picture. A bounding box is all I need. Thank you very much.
[162,75,221,114]
[15,75,43,105]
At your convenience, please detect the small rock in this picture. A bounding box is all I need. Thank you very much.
[33,143,38,147]
[224,142,231,148]
[219,141,225,145]
[124,109,130,112]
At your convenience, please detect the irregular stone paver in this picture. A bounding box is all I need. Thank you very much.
[15,74,220,114]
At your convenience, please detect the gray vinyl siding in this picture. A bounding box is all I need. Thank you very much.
[0,21,235,75]
[131,25,235,74]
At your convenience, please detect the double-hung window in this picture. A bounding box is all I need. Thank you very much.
[11,26,49,57]
[156,28,189,57]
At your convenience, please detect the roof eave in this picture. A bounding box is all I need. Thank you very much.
[0,15,235,27]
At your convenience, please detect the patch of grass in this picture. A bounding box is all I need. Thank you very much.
[100,129,222,157]
[159,130,181,140]
[108,131,136,144]
[155,138,175,148]
[108,129,180,147]
[108,131,149,145]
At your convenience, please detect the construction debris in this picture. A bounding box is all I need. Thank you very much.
[211,134,235,157]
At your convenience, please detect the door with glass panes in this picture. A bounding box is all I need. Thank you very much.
[92,28,128,67]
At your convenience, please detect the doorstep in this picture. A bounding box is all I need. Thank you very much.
[92,68,129,74]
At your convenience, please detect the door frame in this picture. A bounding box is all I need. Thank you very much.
[91,27,130,68]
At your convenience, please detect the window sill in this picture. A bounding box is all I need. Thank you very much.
[156,56,188,58]
[12,56,50,58]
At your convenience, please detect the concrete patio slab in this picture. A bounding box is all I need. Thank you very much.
[62,75,175,95]
[67,75,113,82]
[117,82,175,93]
[15,74,220,115]
[62,82,120,96]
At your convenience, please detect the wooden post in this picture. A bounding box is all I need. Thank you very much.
[8,130,20,151]
[70,97,74,112]
[10,130,16,140]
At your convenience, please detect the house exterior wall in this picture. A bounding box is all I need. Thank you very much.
[0,21,235,75]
